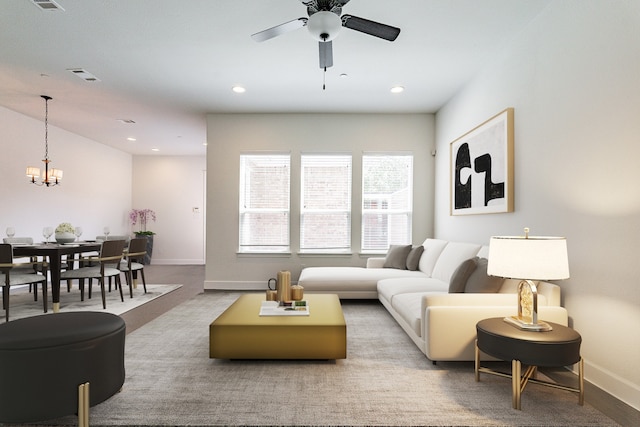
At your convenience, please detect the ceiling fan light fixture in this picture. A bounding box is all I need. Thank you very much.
[307,11,342,42]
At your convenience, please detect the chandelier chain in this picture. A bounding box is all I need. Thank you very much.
[44,96,49,160]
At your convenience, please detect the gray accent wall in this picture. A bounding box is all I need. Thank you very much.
[205,113,435,289]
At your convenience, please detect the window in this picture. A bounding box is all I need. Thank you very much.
[300,154,352,252]
[362,153,413,252]
[239,154,290,253]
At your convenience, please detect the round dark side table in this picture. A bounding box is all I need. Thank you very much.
[475,317,583,410]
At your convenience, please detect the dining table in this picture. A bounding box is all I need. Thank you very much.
[13,242,102,313]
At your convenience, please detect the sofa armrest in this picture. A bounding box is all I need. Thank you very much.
[421,293,568,361]
[423,304,569,361]
[366,257,385,268]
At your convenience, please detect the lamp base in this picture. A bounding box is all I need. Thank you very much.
[504,316,553,332]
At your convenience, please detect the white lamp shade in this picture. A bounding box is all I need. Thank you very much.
[51,168,63,180]
[488,236,570,280]
[26,167,40,178]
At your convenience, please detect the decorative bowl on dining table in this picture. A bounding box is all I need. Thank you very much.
[55,232,76,244]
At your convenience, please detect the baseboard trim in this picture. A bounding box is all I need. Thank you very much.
[205,280,266,290]
[544,366,639,426]
[583,359,640,411]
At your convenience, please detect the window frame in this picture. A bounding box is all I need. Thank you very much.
[361,152,414,254]
[238,152,291,254]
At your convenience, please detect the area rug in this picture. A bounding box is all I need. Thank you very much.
[1,283,182,323]
[30,292,616,426]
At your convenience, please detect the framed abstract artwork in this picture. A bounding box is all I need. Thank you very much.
[450,108,514,215]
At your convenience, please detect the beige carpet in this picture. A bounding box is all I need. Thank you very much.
[27,292,617,426]
[1,283,182,323]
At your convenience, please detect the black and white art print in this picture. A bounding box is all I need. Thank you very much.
[450,108,514,215]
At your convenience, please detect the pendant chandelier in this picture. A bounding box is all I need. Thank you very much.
[27,95,63,186]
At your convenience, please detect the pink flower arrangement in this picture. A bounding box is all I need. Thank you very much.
[129,209,156,234]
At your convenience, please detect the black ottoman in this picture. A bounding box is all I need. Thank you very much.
[0,312,126,424]
[475,317,583,410]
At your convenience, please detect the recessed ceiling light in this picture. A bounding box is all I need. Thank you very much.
[390,86,404,94]
[339,73,349,78]
[127,137,136,141]
[151,148,159,152]
[232,85,246,93]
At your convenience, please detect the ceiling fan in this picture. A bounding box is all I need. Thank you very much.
[251,0,401,70]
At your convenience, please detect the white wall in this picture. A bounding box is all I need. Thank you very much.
[0,106,132,239]
[434,1,640,410]
[205,113,434,289]
[132,156,206,264]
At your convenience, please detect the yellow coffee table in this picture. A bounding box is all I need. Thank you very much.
[209,293,346,359]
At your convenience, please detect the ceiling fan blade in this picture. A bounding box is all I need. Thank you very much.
[341,14,400,41]
[319,40,333,69]
[251,18,308,42]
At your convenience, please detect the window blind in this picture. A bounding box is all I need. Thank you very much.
[300,154,352,252]
[239,154,290,252]
[362,153,413,251]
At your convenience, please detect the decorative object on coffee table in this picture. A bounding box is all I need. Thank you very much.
[291,284,304,300]
[275,270,291,302]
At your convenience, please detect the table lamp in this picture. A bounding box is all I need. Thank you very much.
[488,228,569,331]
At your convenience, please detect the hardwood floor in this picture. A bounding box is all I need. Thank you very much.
[118,264,205,333]
[121,264,637,426]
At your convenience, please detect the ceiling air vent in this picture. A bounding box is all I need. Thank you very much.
[67,68,101,82]
[31,0,65,11]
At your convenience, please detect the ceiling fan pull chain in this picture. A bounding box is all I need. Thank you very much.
[323,67,327,90]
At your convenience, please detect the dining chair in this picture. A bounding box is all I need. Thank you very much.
[3,237,34,245]
[2,237,44,298]
[60,240,127,310]
[0,243,49,322]
[120,237,148,297]
[95,235,130,243]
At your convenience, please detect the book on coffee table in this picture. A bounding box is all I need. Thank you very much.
[259,301,309,316]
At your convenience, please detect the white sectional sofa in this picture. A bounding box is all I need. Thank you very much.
[297,238,569,362]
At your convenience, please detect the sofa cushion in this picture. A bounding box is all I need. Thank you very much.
[390,292,425,337]
[383,245,412,269]
[378,277,449,304]
[431,242,482,283]
[464,257,503,293]
[418,239,449,276]
[405,246,424,271]
[299,267,427,294]
[448,257,477,293]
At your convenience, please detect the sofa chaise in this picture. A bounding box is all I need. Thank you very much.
[297,238,569,361]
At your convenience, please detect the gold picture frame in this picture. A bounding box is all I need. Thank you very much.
[450,108,514,215]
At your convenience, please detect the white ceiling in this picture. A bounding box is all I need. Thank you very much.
[0,0,550,156]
